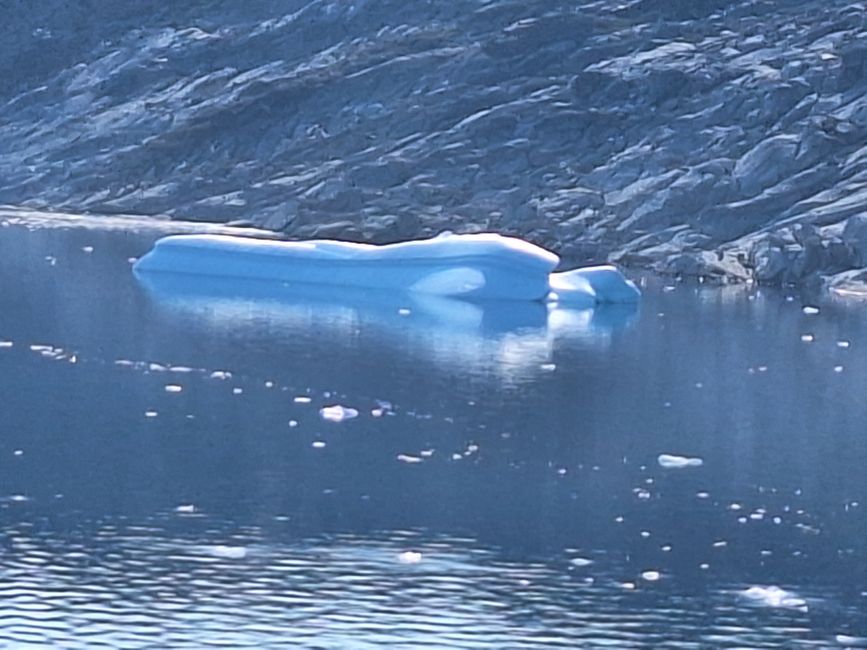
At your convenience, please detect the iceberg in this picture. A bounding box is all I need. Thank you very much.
[133,232,639,304]
[549,266,642,305]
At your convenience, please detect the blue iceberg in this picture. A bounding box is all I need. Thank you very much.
[133,232,639,304]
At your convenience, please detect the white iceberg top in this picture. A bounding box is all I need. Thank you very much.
[134,232,639,304]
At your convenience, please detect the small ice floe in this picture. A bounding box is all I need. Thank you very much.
[144,410,159,418]
[398,551,422,564]
[232,388,243,395]
[209,370,232,380]
[398,308,411,316]
[82,246,94,253]
[741,585,807,610]
[13,450,23,457]
[802,306,820,315]
[835,366,844,373]
[657,454,703,469]
[164,384,183,393]
[835,634,865,646]
[570,557,593,568]
[320,405,359,422]
[294,396,312,404]
[148,362,167,372]
[397,454,423,464]
[0,341,12,348]
[288,420,298,427]
[206,545,247,560]
[171,366,195,373]
[311,441,326,449]
[801,334,814,343]
[641,570,661,582]
[838,340,851,348]
[175,504,196,514]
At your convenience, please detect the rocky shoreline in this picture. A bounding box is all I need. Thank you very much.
[2,1,867,293]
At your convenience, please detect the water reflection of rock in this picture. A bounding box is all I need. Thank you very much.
[138,274,637,381]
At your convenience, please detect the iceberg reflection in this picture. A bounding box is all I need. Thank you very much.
[137,274,637,379]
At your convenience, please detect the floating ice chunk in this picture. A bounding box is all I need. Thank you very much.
[657,454,703,469]
[741,585,807,610]
[397,454,422,464]
[320,405,359,422]
[549,265,641,305]
[134,232,642,306]
[836,634,863,645]
[164,384,183,393]
[175,504,196,514]
[207,545,247,560]
[0,341,12,348]
[210,370,232,380]
[570,557,593,567]
[294,396,312,404]
[398,551,422,564]
[641,570,661,581]
[802,306,820,315]
[134,233,559,301]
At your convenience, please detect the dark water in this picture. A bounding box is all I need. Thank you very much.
[0,220,866,648]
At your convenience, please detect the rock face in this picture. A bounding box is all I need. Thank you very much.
[3,0,867,284]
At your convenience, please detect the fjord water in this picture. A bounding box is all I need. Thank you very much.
[0,222,866,648]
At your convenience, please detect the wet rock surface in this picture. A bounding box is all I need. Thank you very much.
[3,0,867,287]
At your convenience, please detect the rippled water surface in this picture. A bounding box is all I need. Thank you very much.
[1,221,867,648]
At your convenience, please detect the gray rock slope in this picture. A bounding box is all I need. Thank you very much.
[3,0,867,286]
